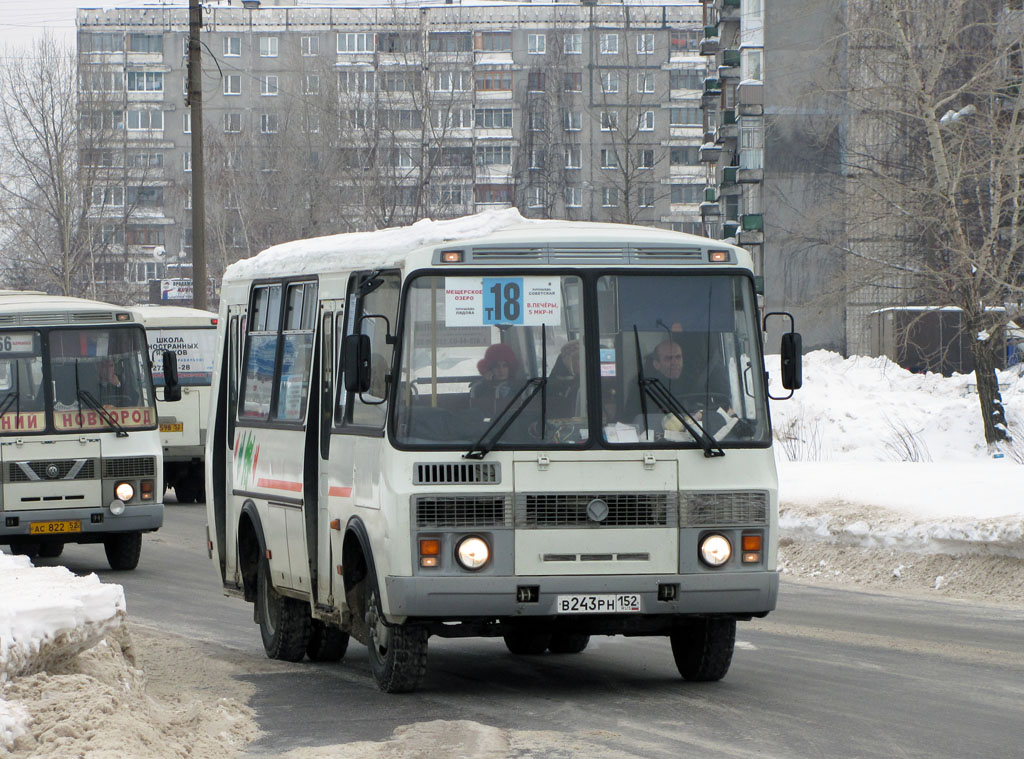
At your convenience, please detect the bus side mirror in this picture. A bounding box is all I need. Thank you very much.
[162,351,182,402]
[343,334,372,394]
[780,332,803,390]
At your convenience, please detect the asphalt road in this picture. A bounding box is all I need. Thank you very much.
[49,501,1024,759]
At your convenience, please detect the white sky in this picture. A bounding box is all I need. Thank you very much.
[0,0,81,56]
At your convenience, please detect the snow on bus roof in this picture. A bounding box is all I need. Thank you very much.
[223,209,726,283]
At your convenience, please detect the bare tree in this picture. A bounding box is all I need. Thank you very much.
[796,0,1024,445]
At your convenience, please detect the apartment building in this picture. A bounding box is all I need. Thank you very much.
[76,1,708,303]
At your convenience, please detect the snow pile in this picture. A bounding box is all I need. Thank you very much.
[770,350,1024,559]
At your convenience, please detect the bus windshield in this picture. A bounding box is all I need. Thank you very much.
[0,332,45,433]
[394,273,588,448]
[49,327,156,432]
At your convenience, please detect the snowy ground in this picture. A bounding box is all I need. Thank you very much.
[2,350,1022,756]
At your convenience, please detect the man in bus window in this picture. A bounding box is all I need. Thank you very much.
[98,358,137,407]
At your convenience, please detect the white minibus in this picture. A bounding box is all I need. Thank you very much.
[206,212,802,691]
[131,305,218,503]
[0,292,181,569]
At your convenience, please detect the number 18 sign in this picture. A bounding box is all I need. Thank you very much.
[445,277,562,326]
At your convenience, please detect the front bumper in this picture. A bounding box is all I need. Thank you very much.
[385,570,778,619]
[0,502,164,542]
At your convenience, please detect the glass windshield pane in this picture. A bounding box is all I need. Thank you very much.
[0,331,45,433]
[597,273,768,446]
[49,327,156,431]
[394,274,588,448]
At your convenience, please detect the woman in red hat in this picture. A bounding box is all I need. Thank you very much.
[470,343,522,417]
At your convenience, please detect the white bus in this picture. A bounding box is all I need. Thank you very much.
[0,292,181,570]
[206,212,802,692]
[131,305,218,504]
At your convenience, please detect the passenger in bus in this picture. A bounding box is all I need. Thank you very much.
[548,340,581,418]
[97,358,137,407]
[619,338,686,423]
[470,343,522,417]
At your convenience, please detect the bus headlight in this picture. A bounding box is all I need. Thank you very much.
[109,499,126,516]
[115,482,135,502]
[699,534,732,567]
[455,536,490,571]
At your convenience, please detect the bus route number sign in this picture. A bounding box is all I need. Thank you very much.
[446,277,562,327]
[0,333,36,356]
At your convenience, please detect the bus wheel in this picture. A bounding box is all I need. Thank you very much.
[257,557,310,662]
[174,479,197,504]
[307,619,350,662]
[10,540,41,558]
[38,542,64,559]
[670,618,736,682]
[364,572,428,693]
[104,532,142,571]
[548,632,590,654]
[503,628,551,655]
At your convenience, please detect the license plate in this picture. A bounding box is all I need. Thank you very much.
[29,519,82,535]
[160,423,184,432]
[556,594,642,614]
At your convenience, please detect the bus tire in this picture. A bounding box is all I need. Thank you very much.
[174,479,198,504]
[307,619,349,662]
[10,540,41,559]
[257,557,310,662]
[503,629,551,655]
[38,542,64,559]
[670,618,736,682]
[104,532,142,571]
[548,632,590,654]
[364,571,428,693]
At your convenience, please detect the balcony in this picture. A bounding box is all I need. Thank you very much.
[721,48,741,68]
[704,187,717,203]
[722,166,738,185]
[741,213,763,231]
[737,79,764,114]
[699,143,722,162]
[737,167,763,183]
[723,220,739,238]
[703,77,722,95]
[699,26,720,56]
[699,200,721,216]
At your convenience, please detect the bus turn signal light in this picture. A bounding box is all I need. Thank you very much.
[420,538,440,568]
[742,534,762,563]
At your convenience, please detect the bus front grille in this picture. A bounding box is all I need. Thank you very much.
[7,459,96,482]
[102,456,157,479]
[414,495,512,528]
[414,462,500,485]
[679,491,768,526]
[516,492,677,528]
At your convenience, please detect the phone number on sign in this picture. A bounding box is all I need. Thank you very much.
[555,594,642,614]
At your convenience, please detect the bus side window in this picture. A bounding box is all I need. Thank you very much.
[334,311,347,425]
[350,272,400,428]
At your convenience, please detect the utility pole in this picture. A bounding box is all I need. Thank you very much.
[186,0,208,310]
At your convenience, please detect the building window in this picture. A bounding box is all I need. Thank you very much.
[126,71,163,92]
[475,108,513,129]
[431,107,473,130]
[564,186,582,208]
[527,186,546,208]
[429,32,472,52]
[602,187,619,207]
[530,148,546,169]
[305,113,320,133]
[528,33,545,54]
[529,111,546,131]
[224,112,241,133]
[740,117,764,169]
[378,32,421,53]
[671,184,702,204]
[434,70,470,92]
[183,112,191,133]
[670,69,703,90]
[564,110,582,131]
[224,74,241,95]
[564,33,582,55]
[672,222,703,235]
[301,35,319,56]
[127,151,163,169]
[135,261,164,282]
[636,33,655,55]
[600,149,618,169]
[81,32,123,53]
[670,106,701,126]
[475,145,512,166]
[671,29,699,53]
[599,33,618,55]
[637,149,654,169]
[528,71,545,91]
[563,72,582,93]
[183,152,191,172]
[475,69,512,91]
[475,184,513,204]
[636,72,655,94]
[126,109,163,131]
[260,76,278,96]
[565,145,581,169]
[339,70,375,93]
[670,146,700,165]
[600,110,618,131]
[338,32,374,53]
[90,187,124,207]
[259,36,278,57]
[743,49,764,82]
[223,36,240,57]
[261,113,279,134]
[476,31,511,52]
[638,186,655,207]
[600,71,619,94]
[303,74,320,94]
[638,110,655,131]
[433,184,469,205]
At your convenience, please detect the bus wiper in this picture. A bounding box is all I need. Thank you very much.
[640,378,724,458]
[77,390,129,437]
[0,391,17,419]
[464,376,547,460]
